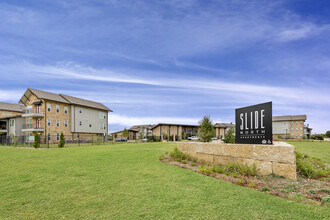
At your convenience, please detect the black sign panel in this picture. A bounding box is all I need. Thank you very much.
[235,102,272,144]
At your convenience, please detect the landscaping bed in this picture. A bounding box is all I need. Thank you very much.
[160,149,330,205]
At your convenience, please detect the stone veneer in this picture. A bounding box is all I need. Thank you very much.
[178,142,296,180]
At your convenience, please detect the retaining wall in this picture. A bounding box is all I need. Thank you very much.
[178,142,296,180]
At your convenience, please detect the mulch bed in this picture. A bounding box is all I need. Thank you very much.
[160,156,330,205]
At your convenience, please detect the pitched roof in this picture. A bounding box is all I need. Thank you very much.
[19,88,112,112]
[0,102,24,113]
[19,88,69,104]
[151,123,199,129]
[272,115,307,122]
[60,94,112,111]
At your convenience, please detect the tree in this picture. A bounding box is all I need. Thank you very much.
[123,128,129,139]
[33,132,40,148]
[325,131,330,138]
[197,116,215,143]
[223,127,235,143]
[58,132,65,148]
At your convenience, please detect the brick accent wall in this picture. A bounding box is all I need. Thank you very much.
[289,120,304,139]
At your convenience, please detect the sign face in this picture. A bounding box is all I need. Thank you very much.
[235,102,272,144]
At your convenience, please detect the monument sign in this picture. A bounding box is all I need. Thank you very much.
[235,102,272,144]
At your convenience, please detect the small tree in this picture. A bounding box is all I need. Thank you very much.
[197,116,215,143]
[58,132,65,148]
[223,127,235,143]
[123,128,129,139]
[325,131,330,138]
[33,133,40,148]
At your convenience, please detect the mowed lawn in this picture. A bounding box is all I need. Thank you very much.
[0,143,329,219]
[290,141,330,162]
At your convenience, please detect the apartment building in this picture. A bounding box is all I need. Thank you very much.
[272,115,312,139]
[18,88,112,142]
[214,122,235,139]
[111,128,139,140]
[0,102,24,118]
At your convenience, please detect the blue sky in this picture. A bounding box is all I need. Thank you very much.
[0,0,329,133]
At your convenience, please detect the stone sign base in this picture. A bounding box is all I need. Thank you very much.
[178,142,296,180]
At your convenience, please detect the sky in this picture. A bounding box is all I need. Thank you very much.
[0,0,329,133]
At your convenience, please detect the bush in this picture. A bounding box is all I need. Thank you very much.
[223,127,235,143]
[321,195,330,203]
[320,189,330,193]
[169,147,189,161]
[58,132,65,148]
[311,134,324,140]
[325,131,330,138]
[261,186,270,192]
[33,133,40,148]
[308,189,316,194]
[296,152,330,179]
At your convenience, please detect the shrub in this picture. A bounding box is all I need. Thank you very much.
[192,158,197,163]
[261,186,270,192]
[237,179,244,185]
[296,152,330,179]
[223,127,235,143]
[33,133,40,148]
[58,132,65,148]
[308,189,316,194]
[321,195,330,203]
[191,162,196,166]
[182,160,187,164]
[199,166,212,174]
[320,189,330,193]
[325,131,330,138]
[223,162,258,177]
[169,147,188,161]
[248,181,256,188]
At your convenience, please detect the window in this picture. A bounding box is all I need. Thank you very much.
[56,119,60,127]
[296,128,298,131]
[79,121,82,126]
[10,119,15,127]
[301,122,303,125]
[57,133,60,141]
[27,105,32,113]
[291,122,293,125]
[296,122,298,125]
[64,120,68,128]
[296,135,298,138]
[291,128,293,131]
[48,118,51,126]
[77,134,80,138]
[103,123,106,129]
[47,104,51,112]
[89,123,92,128]
[64,107,68,114]
[48,133,51,141]
[56,105,60,113]
[300,128,303,131]
[100,123,103,129]
[79,108,82,113]
[99,112,103,119]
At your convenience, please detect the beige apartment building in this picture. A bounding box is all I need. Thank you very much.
[272,115,312,139]
[18,88,112,142]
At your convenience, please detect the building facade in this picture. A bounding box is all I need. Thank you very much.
[272,115,312,139]
[17,88,112,142]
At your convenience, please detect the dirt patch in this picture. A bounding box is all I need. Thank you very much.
[161,156,330,205]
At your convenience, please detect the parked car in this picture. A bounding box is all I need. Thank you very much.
[190,136,199,140]
[211,137,218,141]
[115,138,127,142]
[142,138,148,142]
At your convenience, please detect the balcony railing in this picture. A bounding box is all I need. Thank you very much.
[22,124,44,131]
[22,109,44,117]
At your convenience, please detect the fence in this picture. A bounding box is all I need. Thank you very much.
[0,134,109,148]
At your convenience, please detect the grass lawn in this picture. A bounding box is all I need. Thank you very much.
[0,143,329,219]
[290,141,330,162]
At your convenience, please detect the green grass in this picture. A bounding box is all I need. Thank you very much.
[290,142,330,162]
[0,143,329,219]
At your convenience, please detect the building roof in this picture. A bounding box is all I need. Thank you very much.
[214,122,235,128]
[151,123,199,129]
[0,115,23,120]
[60,94,112,111]
[0,102,24,113]
[19,88,112,111]
[19,88,69,104]
[272,115,307,122]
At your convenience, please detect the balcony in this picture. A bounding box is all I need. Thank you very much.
[22,108,44,118]
[22,124,44,132]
